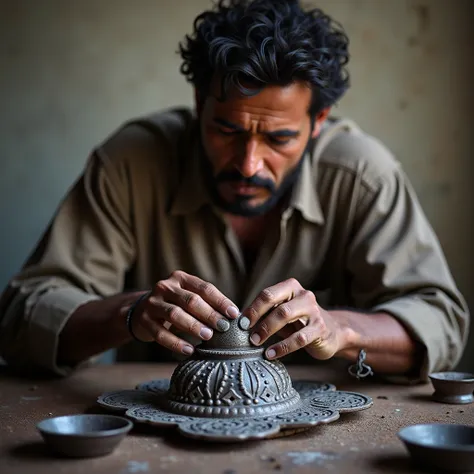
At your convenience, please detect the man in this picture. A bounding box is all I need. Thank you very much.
[0,0,468,381]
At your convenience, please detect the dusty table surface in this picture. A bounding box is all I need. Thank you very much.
[0,362,472,474]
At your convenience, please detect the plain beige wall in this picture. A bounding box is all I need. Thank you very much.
[0,0,472,368]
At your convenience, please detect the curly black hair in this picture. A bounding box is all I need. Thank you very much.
[179,0,350,116]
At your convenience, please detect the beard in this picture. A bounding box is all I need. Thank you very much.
[201,139,314,217]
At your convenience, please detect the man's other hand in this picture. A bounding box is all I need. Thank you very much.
[241,278,350,361]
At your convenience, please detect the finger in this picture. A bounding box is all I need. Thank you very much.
[249,293,312,346]
[144,300,214,341]
[276,320,305,340]
[162,288,231,333]
[171,271,240,319]
[142,316,195,356]
[264,326,322,360]
[242,278,303,328]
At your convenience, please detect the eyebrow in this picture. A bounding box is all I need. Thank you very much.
[213,118,300,138]
[214,118,246,132]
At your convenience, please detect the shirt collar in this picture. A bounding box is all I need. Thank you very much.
[287,151,325,224]
[170,124,325,225]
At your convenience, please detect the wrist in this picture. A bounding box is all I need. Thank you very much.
[125,291,153,342]
[329,309,361,357]
[58,293,138,367]
[337,325,358,357]
[109,292,146,343]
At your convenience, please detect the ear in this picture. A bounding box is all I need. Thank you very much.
[311,107,331,138]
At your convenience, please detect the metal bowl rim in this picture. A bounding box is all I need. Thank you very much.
[37,414,133,438]
[398,423,474,452]
[429,372,474,382]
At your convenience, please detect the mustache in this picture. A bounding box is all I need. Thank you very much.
[214,170,276,193]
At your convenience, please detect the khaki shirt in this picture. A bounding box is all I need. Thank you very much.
[0,108,469,380]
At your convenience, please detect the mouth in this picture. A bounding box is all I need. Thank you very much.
[229,183,262,195]
[220,182,265,198]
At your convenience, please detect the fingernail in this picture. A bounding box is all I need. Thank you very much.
[226,306,240,319]
[266,348,276,359]
[217,319,230,332]
[200,327,213,340]
[250,333,261,345]
[239,316,250,330]
[182,345,194,355]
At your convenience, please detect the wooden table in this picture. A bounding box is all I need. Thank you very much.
[0,363,472,473]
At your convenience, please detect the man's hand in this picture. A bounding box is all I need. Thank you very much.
[130,271,240,356]
[241,278,350,361]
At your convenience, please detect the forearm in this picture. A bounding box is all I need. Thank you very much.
[57,292,144,367]
[332,310,422,375]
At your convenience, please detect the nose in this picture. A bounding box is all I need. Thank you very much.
[235,136,264,178]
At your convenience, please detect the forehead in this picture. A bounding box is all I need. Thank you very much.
[205,81,312,124]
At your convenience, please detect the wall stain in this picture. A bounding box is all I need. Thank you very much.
[408,3,431,48]
[413,4,430,33]
[398,99,409,111]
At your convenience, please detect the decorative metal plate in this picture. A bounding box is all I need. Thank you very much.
[97,390,161,411]
[261,405,340,428]
[135,379,170,395]
[308,390,373,413]
[292,379,336,396]
[125,405,195,427]
[97,380,371,442]
[178,419,280,442]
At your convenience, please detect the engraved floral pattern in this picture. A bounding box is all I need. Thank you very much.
[308,391,373,412]
[178,419,280,441]
[291,380,336,395]
[125,406,194,426]
[167,358,299,409]
[135,379,170,395]
[97,390,161,411]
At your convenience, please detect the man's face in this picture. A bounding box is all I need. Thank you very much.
[198,81,329,216]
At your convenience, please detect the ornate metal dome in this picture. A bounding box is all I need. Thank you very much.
[166,316,300,417]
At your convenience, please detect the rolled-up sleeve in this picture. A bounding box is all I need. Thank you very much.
[347,166,469,382]
[0,143,136,375]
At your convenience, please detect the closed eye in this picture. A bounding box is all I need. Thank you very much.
[267,136,293,146]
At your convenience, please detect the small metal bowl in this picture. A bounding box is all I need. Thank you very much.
[37,414,133,457]
[429,371,474,404]
[398,423,474,472]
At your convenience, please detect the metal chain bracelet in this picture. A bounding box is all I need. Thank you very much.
[348,349,374,380]
[126,291,152,342]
